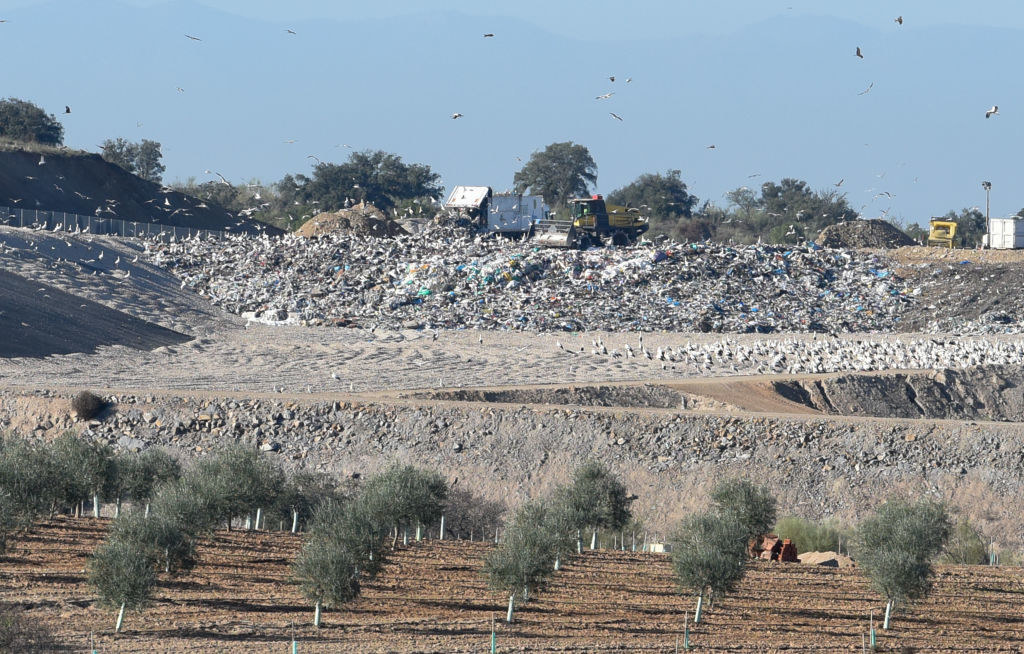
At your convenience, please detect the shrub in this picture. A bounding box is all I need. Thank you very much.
[670,510,748,615]
[0,603,57,651]
[941,520,988,565]
[710,478,777,542]
[442,487,506,541]
[775,516,850,553]
[88,539,156,632]
[71,391,105,420]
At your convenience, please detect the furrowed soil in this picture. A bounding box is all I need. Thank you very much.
[5,518,1024,653]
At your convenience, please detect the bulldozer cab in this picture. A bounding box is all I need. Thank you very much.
[569,197,609,232]
[927,219,957,248]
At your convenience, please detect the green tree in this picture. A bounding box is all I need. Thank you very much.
[359,465,448,542]
[555,461,634,552]
[101,138,166,183]
[109,449,181,514]
[109,509,195,574]
[856,497,951,629]
[669,510,748,623]
[50,433,114,518]
[709,478,777,543]
[607,169,698,220]
[292,533,361,627]
[514,141,597,207]
[941,519,987,565]
[0,435,60,519]
[270,470,340,533]
[185,445,283,530]
[293,150,442,213]
[88,539,156,632]
[0,98,63,145]
[308,497,389,577]
[484,500,561,623]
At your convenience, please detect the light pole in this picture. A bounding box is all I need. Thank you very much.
[982,181,992,248]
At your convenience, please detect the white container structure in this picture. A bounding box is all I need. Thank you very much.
[445,186,548,236]
[988,217,1024,249]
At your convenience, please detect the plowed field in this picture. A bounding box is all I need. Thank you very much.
[3,518,1023,652]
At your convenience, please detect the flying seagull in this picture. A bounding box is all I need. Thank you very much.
[608,75,615,82]
[451,112,463,119]
[286,28,296,34]
[307,155,321,164]
[895,16,903,26]
[835,178,844,187]
[185,34,202,41]
[706,144,716,149]
[64,105,71,114]
[855,46,864,58]
[609,112,623,121]
[596,92,614,100]
[858,82,873,95]
[986,105,999,118]
[483,33,494,37]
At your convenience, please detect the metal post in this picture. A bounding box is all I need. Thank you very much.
[983,181,992,248]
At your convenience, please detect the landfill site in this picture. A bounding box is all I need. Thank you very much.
[4,198,1024,543]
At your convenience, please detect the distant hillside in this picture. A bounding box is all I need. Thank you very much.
[0,146,279,235]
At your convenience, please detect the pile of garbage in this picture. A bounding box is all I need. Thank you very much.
[148,225,915,332]
[816,219,917,249]
[296,203,408,238]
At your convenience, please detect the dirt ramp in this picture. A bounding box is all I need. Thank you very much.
[0,269,191,358]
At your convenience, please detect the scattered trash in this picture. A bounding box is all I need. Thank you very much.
[816,219,916,249]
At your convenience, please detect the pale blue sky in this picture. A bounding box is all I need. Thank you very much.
[2,1,1022,225]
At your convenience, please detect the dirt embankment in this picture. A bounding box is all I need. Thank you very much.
[0,147,277,234]
[773,365,1024,420]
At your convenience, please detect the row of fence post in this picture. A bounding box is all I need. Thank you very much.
[0,205,228,242]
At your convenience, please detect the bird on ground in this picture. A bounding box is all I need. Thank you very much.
[596,92,614,100]
[855,46,863,58]
[64,105,71,114]
[609,112,623,121]
[483,33,494,37]
[185,34,201,41]
[858,82,873,95]
[986,105,999,118]
[451,113,463,119]
[895,16,903,26]
[38,155,45,165]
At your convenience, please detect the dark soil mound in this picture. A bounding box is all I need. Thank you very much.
[816,219,915,249]
[0,146,277,235]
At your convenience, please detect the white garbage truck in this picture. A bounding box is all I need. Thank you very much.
[444,186,548,237]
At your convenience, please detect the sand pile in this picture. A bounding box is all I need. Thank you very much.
[297,203,408,238]
[816,219,916,249]
[799,551,856,567]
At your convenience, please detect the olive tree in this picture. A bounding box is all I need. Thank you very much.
[709,477,777,543]
[669,510,748,624]
[856,497,951,629]
[292,534,361,627]
[185,445,283,530]
[360,465,448,544]
[484,500,562,623]
[0,435,60,520]
[107,449,181,517]
[109,509,195,574]
[50,433,114,518]
[88,540,155,632]
[555,461,634,552]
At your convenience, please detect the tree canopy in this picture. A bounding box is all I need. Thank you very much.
[0,98,63,145]
[607,169,698,220]
[514,141,597,207]
[709,478,777,542]
[101,138,166,183]
[290,150,442,214]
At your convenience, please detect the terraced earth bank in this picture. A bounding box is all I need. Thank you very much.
[4,518,1023,653]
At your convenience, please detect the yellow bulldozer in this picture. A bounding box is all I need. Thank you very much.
[534,195,649,248]
[926,219,958,248]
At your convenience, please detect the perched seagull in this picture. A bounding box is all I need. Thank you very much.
[596,92,614,100]
[38,155,45,165]
[986,105,999,118]
[855,46,864,58]
[185,34,202,41]
[895,16,903,26]
[483,33,494,37]
[609,112,623,121]
[451,112,463,119]
[858,82,873,96]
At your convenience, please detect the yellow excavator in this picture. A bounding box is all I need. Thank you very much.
[534,195,649,248]
[926,218,958,248]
